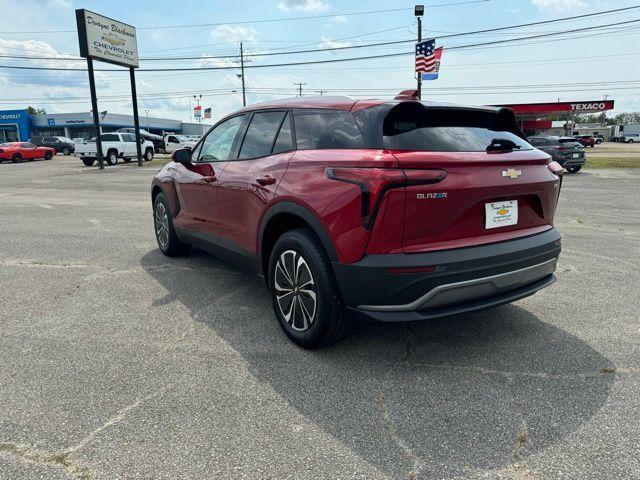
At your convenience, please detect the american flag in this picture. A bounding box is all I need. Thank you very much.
[204,107,211,119]
[415,39,443,79]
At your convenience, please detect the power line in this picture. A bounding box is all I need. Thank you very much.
[5,5,640,62]
[0,0,489,34]
[2,17,639,74]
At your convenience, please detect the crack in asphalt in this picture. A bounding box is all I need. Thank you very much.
[374,323,422,479]
[0,387,168,479]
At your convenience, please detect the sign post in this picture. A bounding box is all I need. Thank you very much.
[75,9,140,169]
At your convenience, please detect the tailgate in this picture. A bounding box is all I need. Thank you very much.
[394,150,560,253]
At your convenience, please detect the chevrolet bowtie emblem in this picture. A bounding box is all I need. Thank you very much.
[501,168,522,179]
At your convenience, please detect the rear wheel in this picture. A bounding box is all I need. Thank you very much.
[153,193,190,257]
[44,151,53,160]
[106,151,118,165]
[82,158,95,166]
[269,228,346,348]
[566,166,582,173]
[11,153,21,163]
[62,147,70,155]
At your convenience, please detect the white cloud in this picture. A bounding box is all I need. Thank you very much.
[319,36,352,53]
[531,0,587,13]
[323,15,348,28]
[277,0,329,13]
[211,25,256,43]
[0,38,110,89]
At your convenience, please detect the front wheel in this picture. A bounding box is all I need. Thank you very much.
[106,151,118,165]
[11,153,21,163]
[62,147,70,155]
[82,158,95,166]
[269,228,346,349]
[44,151,53,160]
[566,166,582,173]
[153,193,190,257]
[145,149,154,161]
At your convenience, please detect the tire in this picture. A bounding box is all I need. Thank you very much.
[122,158,132,163]
[566,166,582,173]
[44,151,53,160]
[268,228,347,349]
[153,192,190,257]
[62,147,70,155]
[106,151,118,165]
[11,153,21,163]
[145,148,154,161]
[82,158,95,166]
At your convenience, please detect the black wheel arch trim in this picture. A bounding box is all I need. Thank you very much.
[258,201,339,263]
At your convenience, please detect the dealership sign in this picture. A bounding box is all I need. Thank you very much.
[75,9,138,68]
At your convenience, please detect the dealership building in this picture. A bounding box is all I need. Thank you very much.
[0,109,208,142]
[0,99,615,143]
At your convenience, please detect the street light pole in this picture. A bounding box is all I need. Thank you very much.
[145,109,149,130]
[415,5,424,100]
[240,42,246,107]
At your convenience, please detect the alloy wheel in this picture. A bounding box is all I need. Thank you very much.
[154,201,169,249]
[274,249,317,332]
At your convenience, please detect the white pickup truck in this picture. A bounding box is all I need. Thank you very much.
[163,134,197,153]
[75,132,155,166]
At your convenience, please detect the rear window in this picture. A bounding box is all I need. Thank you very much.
[355,103,532,152]
[381,103,531,152]
[294,110,365,150]
[558,138,582,147]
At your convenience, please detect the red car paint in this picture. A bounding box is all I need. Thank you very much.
[575,136,596,147]
[153,96,560,270]
[0,142,55,162]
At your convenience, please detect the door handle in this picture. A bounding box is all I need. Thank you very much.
[256,175,276,186]
[202,175,217,183]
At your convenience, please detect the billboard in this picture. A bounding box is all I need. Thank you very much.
[194,106,202,119]
[75,9,139,68]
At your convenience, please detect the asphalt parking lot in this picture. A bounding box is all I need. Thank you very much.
[0,155,638,479]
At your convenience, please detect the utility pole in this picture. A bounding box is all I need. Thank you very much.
[415,5,424,100]
[239,42,246,107]
[294,82,306,97]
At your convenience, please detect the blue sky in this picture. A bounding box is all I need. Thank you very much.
[0,0,638,123]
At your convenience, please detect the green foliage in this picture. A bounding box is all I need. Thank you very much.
[26,106,46,115]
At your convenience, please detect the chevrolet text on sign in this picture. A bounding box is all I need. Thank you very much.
[76,9,138,68]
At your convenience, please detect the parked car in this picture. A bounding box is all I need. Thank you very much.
[72,137,86,145]
[528,136,586,173]
[75,132,155,166]
[151,96,563,348]
[593,135,604,144]
[621,133,639,143]
[163,134,196,153]
[116,128,164,153]
[31,135,75,155]
[0,142,55,162]
[574,135,596,148]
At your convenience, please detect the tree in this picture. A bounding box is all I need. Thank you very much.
[26,106,46,115]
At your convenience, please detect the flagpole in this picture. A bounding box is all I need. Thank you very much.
[415,5,424,100]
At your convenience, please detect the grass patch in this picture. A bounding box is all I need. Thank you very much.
[584,157,640,169]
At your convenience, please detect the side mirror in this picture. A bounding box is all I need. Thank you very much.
[172,147,192,164]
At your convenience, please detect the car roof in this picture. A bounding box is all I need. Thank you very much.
[234,96,504,114]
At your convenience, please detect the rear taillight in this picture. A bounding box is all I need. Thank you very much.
[326,167,446,229]
[548,161,565,175]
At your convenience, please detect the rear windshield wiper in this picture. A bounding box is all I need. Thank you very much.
[486,138,521,152]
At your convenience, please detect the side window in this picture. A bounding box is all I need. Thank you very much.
[44,137,55,142]
[196,115,245,162]
[294,111,365,150]
[122,134,135,142]
[100,134,119,142]
[168,136,179,144]
[272,112,293,155]
[20,143,33,148]
[238,111,286,159]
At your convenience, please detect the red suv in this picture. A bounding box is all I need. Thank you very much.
[151,95,563,348]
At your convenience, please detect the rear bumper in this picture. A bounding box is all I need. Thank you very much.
[559,157,586,168]
[332,228,561,322]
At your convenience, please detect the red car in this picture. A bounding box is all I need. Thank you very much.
[575,135,596,147]
[151,94,563,348]
[0,142,55,162]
